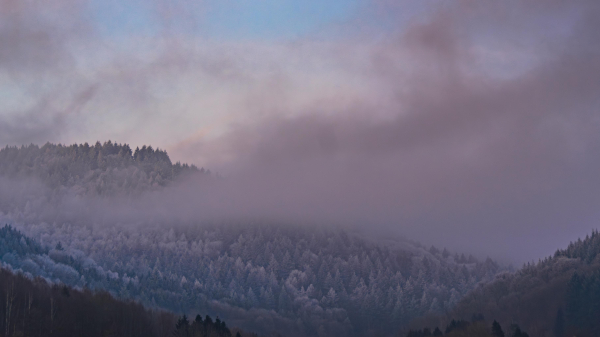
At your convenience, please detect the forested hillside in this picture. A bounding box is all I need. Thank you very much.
[0,264,255,337]
[0,141,203,196]
[1,223,500,337]
[0,229,258,337]
[408,231,600,337]
[0,142,502,336]
[0,266,175,337]
[406,316,530,337]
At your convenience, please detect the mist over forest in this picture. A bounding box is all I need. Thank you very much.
[0,142,503,336]
[1,0,599,260]
[0,0,599,336]
[0,142,598,336]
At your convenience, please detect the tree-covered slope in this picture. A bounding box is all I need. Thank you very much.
[0,141,203,195]
[410,230,600,337]
[0,263,254,337]
[2,223,500,337]
[406,317,531,337]
[0,141,503,336]
[0,267,176,337]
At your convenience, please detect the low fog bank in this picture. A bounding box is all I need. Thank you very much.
[0,139,597,265]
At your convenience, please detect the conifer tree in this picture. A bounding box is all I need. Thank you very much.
[553,308,564,337]
[492,320,505,337]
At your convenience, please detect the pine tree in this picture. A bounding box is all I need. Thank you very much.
[553,308,564,337]
[492,320,505,337]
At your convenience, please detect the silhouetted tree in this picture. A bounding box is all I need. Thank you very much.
[174,314,190,336]
[510,324,529,337]
[445,319,470,334]
[553,308,564,337]
[492,320,505,337]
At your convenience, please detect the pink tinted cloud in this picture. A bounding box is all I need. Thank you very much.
[171,0,600,261]
[0,0,598,262]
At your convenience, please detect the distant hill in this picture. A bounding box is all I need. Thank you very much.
[0,262,255,337]
[0,266,175,337]
[0,141,503,336]
[0,141,204,196]
[2,223,501,337]
[408,230,600,337]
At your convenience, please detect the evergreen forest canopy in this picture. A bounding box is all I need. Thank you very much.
[408,230,600,337]
[0,223,501,337]
[0,264,254,337]
[0,141,204,196]
[0,141,504,336]
[2,141,600,337]
[0,267,175,337]
[406,317,531,337]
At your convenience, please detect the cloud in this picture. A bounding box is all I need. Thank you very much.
[170,0,600,261]
[0,0,599,262]
[0,0,97,144]
[0,0,89,73]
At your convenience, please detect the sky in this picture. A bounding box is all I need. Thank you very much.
[91,0,345,39]
[0,0,599,262]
